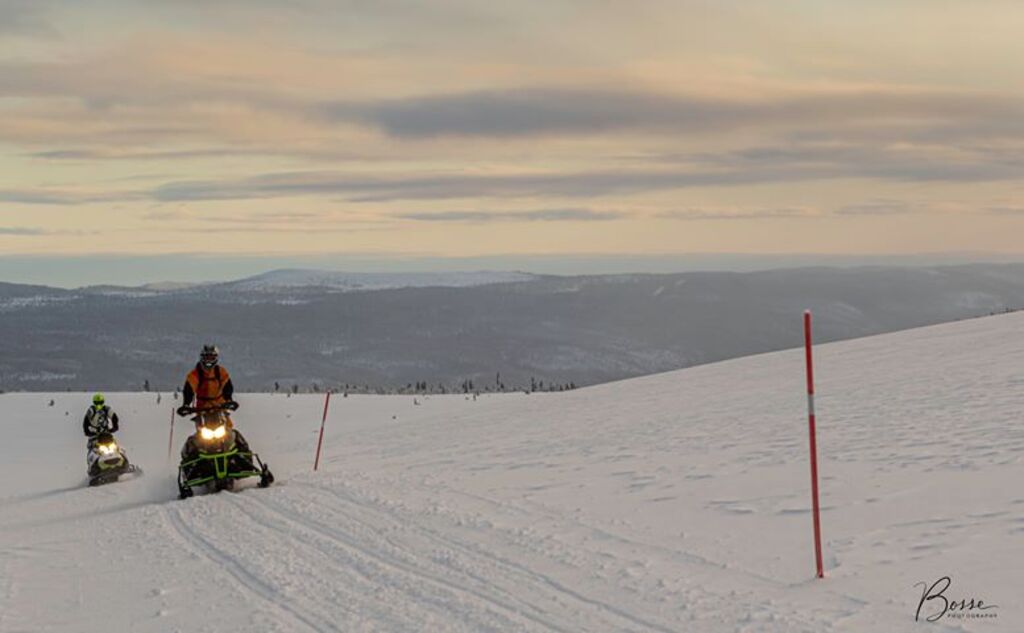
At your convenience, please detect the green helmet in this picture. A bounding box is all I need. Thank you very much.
[92,393,105,406]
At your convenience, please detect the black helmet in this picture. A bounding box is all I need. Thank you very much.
[200,344,219,369]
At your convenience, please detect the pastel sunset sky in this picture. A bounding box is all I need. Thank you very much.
[3,0,1024,281]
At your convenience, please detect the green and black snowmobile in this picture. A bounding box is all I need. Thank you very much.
[176,404,273,499]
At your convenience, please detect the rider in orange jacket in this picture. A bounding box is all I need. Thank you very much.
[177,344,247,462]
[179,344,235,414]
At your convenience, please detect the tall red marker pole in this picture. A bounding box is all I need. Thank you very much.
[167,406,176,462]
[804,310,825,579]
[313,391,332,471]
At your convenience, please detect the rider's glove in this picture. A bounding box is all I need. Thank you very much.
[224,401,239,411]
[176,405,191,417]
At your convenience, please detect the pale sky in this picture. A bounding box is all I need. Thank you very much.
[3,0,1024,275]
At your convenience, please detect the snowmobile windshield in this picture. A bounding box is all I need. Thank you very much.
[196,410,229,425]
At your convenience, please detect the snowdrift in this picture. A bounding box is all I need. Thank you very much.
[2,312,1023,631]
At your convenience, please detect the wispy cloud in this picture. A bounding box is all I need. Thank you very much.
[986,206,1024,216]
[30,148,248,161]
[328,88,1024,140]
[835,200,920,216]
[141,207,389,233]
[0,226,90,236]
[396,208,625,223]
[328,89,736,138]
[653,142,1024,186]
[0,1,55,37]
[180,224,387,234]
[0,227,48,236]
[658,207,820,221]
[148,169,749,203]
[0,188,138,205]
[144,208,324,223]
[148,149,1024,203]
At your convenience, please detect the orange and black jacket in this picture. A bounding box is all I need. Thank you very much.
[182,363,234,410]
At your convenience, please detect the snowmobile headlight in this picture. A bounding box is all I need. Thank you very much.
[98,442,117,455]
[200,425,227,440]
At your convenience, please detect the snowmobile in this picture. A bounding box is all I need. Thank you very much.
[177,405,274,499]
[87,432,141,486]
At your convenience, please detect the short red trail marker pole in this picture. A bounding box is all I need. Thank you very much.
[804,310,825,579]
[167,406,176,462]
[313,391,332,471]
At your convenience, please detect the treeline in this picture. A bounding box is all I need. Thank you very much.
[268,376,579,396]
[136,371,579,397]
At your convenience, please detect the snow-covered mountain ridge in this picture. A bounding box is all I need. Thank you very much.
[4,264,1024,391]
[2,311,1022,631]
[227,269,536,292]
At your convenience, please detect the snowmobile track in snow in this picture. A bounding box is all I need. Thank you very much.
[284,480,849,632]
[268,482,681,633]
[232,490,581,632]
[161,504,337,633]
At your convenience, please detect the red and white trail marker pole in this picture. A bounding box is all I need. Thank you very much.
[167,406,176,462]
[804,310,825,579]
[313,391,332,471]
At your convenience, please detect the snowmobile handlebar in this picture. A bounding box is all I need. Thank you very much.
[176,401,239,417]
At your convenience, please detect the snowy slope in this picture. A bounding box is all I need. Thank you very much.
[3,313,1024,632]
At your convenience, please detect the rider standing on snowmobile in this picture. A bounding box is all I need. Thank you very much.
[178,344,236,415]
[177,345,247,461]
[83,393,119,440]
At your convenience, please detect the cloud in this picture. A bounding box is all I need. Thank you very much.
[179,224,387,234]
[149,169,770,203]
[396,208,626,223]
[326,87,1024,140]
[0,45,293,107]
[655,141,1024,186]
[835,200,920,216]
[141,207,389,233]
[0,2,55,37]
[0,227,47,236]
[144,208,324,223]
[0,188,138,205]
[148,145,1024,204]
[328,89,739,138]
[658,207,819,221]
[0,189,92,205]
[987,206,1024,216]
[3,37,1024,208]
[30,148,247,161]
[6,39,1024,151]
[0,226,90,236]
[0,190,77,205]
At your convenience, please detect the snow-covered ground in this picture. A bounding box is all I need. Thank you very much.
[3,313,1024,632]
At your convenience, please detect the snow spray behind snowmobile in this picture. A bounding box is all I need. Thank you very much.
[87,432,141,486]
[176,404,273,499]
